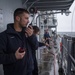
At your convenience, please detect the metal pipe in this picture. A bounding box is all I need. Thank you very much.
[69,54,75,65]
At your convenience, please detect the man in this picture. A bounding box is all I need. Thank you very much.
[0,8,38,75]
[44,29,50,44]
[32,26,49,75]
[33,26,48,47]
[44,29,50,40]
[32,26,39,75]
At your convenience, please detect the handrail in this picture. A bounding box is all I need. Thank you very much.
[69,54,75,65]
[62,44,75,65]
[62,44,68,52]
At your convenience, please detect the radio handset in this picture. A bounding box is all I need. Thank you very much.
[22,27,26,33]
[22,23,32,35]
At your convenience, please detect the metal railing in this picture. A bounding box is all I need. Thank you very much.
[37,39,56,75]
[60,35,75,75]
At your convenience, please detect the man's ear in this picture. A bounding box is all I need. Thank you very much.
[16,16,20,21]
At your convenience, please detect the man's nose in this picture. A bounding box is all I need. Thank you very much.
[27,20,29,23]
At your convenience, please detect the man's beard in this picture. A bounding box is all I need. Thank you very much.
[19,23,26,33]
[19,23,26,28]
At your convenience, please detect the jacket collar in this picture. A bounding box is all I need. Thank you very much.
[6,23,22,39]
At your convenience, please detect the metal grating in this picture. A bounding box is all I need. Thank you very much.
[22,0,74,11]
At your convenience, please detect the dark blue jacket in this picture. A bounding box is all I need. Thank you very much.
[44,32,50,40]
[0,23,39,75]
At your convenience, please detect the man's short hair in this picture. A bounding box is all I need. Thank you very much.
[14,8,29,20]
[33,26,40,34]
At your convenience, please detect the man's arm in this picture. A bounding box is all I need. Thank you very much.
[27,34,39,50]
[39,42,45,47]
[25,26,39,50]
[0,33,17,64]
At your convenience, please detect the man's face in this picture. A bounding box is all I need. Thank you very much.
[36,31,40,35]
[45,30,48,33]
[18,12,29,27]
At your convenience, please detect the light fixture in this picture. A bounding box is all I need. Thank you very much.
[65,10,71,16]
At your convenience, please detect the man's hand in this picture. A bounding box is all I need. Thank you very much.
[25,26,33,37]
[45,42,49,47]
[15,47,25,60]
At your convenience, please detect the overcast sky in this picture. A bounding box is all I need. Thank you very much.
[57,1,75,32]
